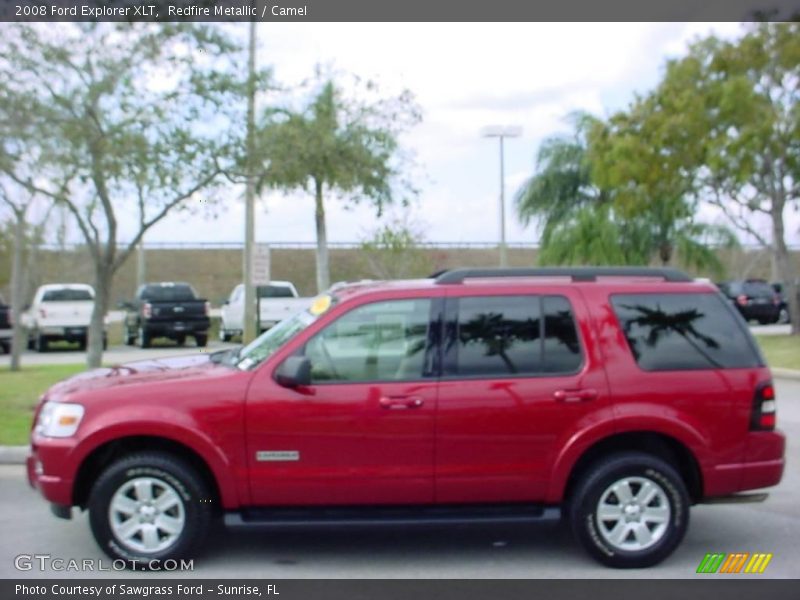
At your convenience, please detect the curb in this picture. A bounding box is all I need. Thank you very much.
[0,445,29,465]
[772,368,800,381]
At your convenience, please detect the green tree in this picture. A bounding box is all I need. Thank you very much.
[516,112,734,272]
[360,217,432,279]
[0,24,243,367]
[644,22,800,332]
[515,112,606,249]
[257,77,421,292]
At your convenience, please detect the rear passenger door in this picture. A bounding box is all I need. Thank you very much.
[435,290,610,503]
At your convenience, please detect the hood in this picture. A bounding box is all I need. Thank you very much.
[46,353,231,398]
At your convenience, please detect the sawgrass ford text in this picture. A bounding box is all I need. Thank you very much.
[16,4,308,18]
[16,584,269,596]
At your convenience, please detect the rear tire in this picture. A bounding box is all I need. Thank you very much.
[88,452,212,568]
[138,327,151,349]
[175,334,186,347]
[569,452,689,568]
[0,341,9,354]
[34,333,48,353]
[194,334,208,348]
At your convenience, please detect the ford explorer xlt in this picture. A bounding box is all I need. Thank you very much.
[27,267,785,568]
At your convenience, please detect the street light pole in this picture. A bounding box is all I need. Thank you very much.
[482,125,522,268]
[242,17,258,344]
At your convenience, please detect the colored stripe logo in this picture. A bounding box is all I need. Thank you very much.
[697,553,773,574]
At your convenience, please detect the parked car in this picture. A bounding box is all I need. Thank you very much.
[27,267,784,569]
[219,281,312,341]
[122,282,210,348]
[716,279,782,324]
[0,293,11,354]
[22,284,105,352]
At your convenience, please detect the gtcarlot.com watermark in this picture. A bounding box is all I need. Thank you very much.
[14,553,194,572]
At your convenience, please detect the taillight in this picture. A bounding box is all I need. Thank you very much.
[142,302,152,319]
[751,382,777,431]
[204,301,211,316]
[8,309,13,326]
[773,295,781,306]
[736,295,749,307]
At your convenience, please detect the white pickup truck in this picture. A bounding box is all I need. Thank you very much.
[23,284,107,352]
[219,281,312,341]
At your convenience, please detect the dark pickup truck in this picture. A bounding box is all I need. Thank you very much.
[122,282,210,348]
[0,293,11,354]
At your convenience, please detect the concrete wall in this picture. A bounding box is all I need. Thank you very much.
[1,244,797,306]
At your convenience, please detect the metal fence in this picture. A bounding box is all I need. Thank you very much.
[36,241,800,251]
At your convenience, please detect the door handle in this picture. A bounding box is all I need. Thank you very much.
[553,388,598,403]
[379,396,424,409]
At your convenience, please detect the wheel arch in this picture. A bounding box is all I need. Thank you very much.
[554,431,704,505]
[73,435,228,512]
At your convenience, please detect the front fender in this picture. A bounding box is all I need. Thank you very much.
[69,408,244,509]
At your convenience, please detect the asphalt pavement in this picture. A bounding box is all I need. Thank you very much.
[0,379,797,579]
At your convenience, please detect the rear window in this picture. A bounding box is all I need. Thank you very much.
[257,285,294,298]
[742,281,774,297]
[445,295,582,377]
[140,284,197,302]
[611,293,761,371]
[42,289,93,302]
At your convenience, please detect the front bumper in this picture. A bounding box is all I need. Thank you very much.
[27,439,76,508]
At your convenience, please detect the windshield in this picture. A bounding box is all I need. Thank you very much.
[235,310,318,370]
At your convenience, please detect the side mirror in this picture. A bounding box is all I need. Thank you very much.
[222,299,230,306]
[275,356,311,388]
[23,304,31,312]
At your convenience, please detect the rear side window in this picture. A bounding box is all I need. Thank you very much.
[42,289,93,301]
[445,295,582,377]
[611,293,761,371]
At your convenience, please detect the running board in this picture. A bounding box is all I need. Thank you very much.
[702,492,769,504]
[224,504,561,529]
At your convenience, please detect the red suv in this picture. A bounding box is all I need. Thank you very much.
[27,267,785,568]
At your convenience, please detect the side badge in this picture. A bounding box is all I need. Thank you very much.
[256,450,300,462]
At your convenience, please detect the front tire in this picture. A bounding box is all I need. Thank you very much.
[88,452,212,568]
[569,452,689,568]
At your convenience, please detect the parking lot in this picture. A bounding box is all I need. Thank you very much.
[0,378,797,579]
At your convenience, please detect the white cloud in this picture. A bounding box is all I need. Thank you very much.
[128,22,799,247]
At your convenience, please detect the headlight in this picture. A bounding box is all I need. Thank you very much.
[34,403,85,438]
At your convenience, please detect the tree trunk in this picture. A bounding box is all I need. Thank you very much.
[9,210,27,371]
[314,178,330,292]
[86,264,111,368]
[771,207,799,336]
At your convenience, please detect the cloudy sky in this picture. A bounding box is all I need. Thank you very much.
[129,22,781,247]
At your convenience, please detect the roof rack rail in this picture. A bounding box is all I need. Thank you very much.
[434,267,693,284]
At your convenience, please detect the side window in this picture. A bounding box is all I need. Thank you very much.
[611,293,762,371]
[542,296,582,373]
[445,295,582,377]
[304,299,432,383]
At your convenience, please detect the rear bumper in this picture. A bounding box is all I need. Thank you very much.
[144,319,210,337]
[705,430,785,497]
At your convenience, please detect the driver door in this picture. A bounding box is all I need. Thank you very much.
[245,297,438,506]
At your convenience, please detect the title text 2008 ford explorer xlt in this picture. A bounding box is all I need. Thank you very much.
[27,267,785,568]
